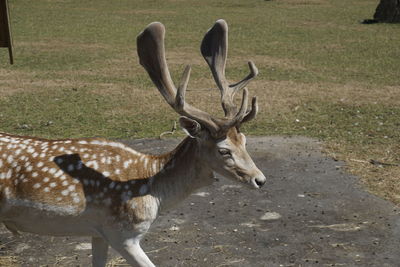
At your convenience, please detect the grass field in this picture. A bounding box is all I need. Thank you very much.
[0,0,399,205]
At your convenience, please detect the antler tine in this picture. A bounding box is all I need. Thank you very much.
[241,96,258,124]
[222,87,249,129]
[229,61,259,93]
[175,65,191,111]
[137,22,221,136]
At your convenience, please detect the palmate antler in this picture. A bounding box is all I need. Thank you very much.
[136,20,258,137]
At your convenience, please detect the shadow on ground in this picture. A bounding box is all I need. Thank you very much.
[1,137,399,266]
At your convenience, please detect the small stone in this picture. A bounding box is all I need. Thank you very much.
[260,212,282,221]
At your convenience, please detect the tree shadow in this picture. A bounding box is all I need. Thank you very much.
[53,154,152,206]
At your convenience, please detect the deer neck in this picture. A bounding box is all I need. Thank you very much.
[151,137,214,211]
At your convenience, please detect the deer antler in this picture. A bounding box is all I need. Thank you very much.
[137,21,253,137]
[137,22,221,136]
[200,19,259,122]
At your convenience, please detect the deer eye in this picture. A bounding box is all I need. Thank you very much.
[218,148,231,157]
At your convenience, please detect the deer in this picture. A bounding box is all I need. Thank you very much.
[0,19,266,267]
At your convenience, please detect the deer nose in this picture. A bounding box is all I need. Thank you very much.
[253,172,266,188]
[255,177,266,188]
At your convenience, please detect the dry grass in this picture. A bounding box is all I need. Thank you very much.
[0,256,18,267]
[280,0,329,5]
[326,142,400,205]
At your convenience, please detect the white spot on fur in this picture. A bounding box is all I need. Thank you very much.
[4,187,11,197]
[7,155,13,164]
[123,160,130,169]
[86,160,99,170]
[54,170,63,178]
[68,185,76,192]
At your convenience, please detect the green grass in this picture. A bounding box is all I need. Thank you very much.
[0,0,399,203]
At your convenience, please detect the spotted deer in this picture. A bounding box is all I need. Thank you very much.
[0,19,266,267]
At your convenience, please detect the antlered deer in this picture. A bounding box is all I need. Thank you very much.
[0,20,266,267]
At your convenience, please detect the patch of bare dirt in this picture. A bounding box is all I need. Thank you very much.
[280,0,329,6]
[18,40,110,52]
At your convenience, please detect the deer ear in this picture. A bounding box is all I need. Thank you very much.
[179,116,202,138]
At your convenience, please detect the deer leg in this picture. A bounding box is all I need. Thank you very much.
[112,239,155,267]
[92,236,109,267]
[102,231,155,267]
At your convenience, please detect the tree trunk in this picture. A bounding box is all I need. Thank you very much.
[374,0,400,23]
[0,0,13,64]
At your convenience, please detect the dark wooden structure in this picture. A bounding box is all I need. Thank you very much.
[0,0,13,64]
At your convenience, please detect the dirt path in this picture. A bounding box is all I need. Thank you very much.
[1,137,399,266]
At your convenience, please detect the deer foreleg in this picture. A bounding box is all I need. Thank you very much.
[102,231,155,267]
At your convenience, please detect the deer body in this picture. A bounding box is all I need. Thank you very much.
[0,20,266,266]
[0,133,214,231]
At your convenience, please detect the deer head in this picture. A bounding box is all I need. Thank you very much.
[137,19,266,189]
